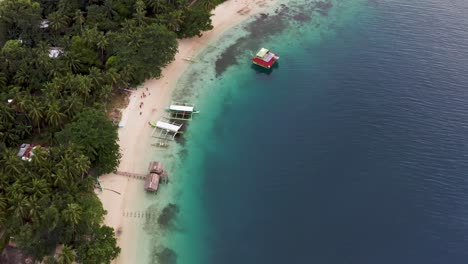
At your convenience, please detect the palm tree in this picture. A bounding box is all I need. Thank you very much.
[0,194,7,226]
[27,99,45,133]
[203,0,215,11]
[26,178,49,197]
[73,10,85,32]
[62,203,82,226]
[0,72,6,89]
[103,68,120,87]
[64,95,84,118]
[48,12,70,34]
[0,104,14,124]
[42,81,63,101]
[147,0,167,14]
[165,10,183,32]
[88,67,104,87]
[58,152,76,179]
[75,154,91,179]
[57,245,75,264]
[7,190,28,221]
[134,0,147,26]
[51,172,67,188]
[45,102,66,128]
[0,149,24,177]
[31,148,49,172]
[77,75,92,102]
[95,34,108,66]
[14,123,32,139]
[103,0,119,20]
[14,93,32,114]
[25,195,42,222]
[64,52,83,73]
[13,68,30,86]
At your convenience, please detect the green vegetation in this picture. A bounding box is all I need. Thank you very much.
[0,0,217,262]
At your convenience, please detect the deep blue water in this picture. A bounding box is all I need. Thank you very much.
[175,0,468,263]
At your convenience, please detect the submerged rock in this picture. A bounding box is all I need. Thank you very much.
[157,247,177,264]
[158,203,180,227]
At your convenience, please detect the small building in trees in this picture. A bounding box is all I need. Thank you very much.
[40,20,49,29]
[16,143,45,161]
[49,47,63,58]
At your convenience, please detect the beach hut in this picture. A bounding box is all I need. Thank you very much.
[165,103,199,120]
[148,161,163,174]
[144,173,160,192]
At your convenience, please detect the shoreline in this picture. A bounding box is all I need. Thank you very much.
[96,0,276,263]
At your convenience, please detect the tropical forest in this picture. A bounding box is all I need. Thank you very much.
[0,0,219,262]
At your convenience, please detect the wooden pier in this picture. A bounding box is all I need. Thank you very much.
[115,171,147,180]
[113,161,169,193]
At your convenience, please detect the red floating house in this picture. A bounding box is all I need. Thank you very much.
[251,48,280,69]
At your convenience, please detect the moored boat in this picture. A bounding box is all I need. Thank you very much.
[164,103,200,120]
[252,48,280,69]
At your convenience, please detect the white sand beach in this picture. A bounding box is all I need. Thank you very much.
[97,0,276,262]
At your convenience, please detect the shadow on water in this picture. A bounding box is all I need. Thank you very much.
[158,203,181,228]
[150,247,177,264]
[145,203,181,264]
[251,62,280,75]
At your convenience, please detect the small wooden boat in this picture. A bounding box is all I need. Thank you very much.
[251,48,279,69]
[151,141,169,148]
[183,57,197,63]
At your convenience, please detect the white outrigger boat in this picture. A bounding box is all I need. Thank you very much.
[164,103,200,121]
[150,119,183,140]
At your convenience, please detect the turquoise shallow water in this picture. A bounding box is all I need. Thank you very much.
[162,1,371,263]
[150,0,468,263]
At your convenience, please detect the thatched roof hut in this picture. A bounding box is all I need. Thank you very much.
[145,173,160,192]
[148,161,163,174]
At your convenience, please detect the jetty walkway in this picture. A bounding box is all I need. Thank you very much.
[115,171,147,180]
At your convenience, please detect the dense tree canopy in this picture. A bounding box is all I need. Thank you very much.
[108,22,178,83]
[0,145,117,261]
[0,0,221,261]
[56,108,121,176]
[75,225,120,264]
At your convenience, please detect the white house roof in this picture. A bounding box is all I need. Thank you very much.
[40,20,49,28]
[49,48,63,58]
